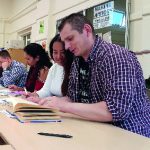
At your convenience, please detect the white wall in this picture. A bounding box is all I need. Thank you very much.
[137,54,150,79]
[3,0,37,47]
[52,0,107,19]
[0,0,12,18]
[130,0,150,78]
[10,0,36,17]
[34,0,49,47]
[2,0,49,49]
[0,21,5,47]
[0,0,12,47]
[47,0,107,46]
[130,0,150,51]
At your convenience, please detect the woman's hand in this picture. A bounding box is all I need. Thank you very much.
[41,96,71,112]
[26,96,41,103]
[22,91,39,98]
[8,85,21,91]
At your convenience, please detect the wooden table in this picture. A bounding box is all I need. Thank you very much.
[0,113,150,150]
[0,87,150,150]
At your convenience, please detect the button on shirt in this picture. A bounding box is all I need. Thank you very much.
[0,60,27,87]
[67,36,150,138]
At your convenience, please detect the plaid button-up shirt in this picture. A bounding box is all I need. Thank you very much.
[0,60,27,87]
[67,36,150,138]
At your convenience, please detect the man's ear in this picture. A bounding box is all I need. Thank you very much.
[83,24,92,36]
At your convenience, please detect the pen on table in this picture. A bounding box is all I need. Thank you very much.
[23,120,62,123]
[37,132,73,138]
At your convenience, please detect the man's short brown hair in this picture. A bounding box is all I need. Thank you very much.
[0,50,11,58]
[58,13,95,35]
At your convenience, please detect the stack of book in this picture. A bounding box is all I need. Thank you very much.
[4,97,61,123]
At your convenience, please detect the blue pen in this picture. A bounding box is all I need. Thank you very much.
[29,120,62,123]
[18,119,61,123]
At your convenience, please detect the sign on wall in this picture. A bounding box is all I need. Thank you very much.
[93,1,114,29]
[39,20,45,34]
[86,0,128,47]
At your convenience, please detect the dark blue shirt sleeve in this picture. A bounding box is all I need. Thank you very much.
[101,51,136,121]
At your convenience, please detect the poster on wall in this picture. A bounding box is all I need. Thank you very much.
[39,20,45,34]
[93,1,114,29]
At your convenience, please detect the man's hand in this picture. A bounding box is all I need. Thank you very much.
[25,96,41,103]
[41,96,71,112]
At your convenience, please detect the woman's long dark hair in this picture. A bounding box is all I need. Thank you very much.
[49,34,74,96]
[61,50,74,96]
[24,43,52,92]
[24,43,52,70]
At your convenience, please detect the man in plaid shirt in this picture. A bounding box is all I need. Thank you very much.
[0,50,27,88]
[41,13,150,138]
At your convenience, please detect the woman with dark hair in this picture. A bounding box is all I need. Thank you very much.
[9,43,52,92]
[25,34,74,104]
[48,34,74,96]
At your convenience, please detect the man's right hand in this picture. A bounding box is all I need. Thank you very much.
[2,62,9,70]
[25,96,41,103]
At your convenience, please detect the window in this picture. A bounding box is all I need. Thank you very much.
[18,27,32,46]
[23,33,31,46]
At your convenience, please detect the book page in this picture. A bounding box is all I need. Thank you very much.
[6,97,37,106]
[5,97,38,113]
[7,97,58,113]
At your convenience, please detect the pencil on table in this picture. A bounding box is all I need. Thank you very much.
[24,87,28,95]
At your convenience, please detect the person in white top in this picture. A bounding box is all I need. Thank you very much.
[25,34,74,104]
[36,63,64,98]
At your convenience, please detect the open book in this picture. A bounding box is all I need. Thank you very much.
[3,97,60,123]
